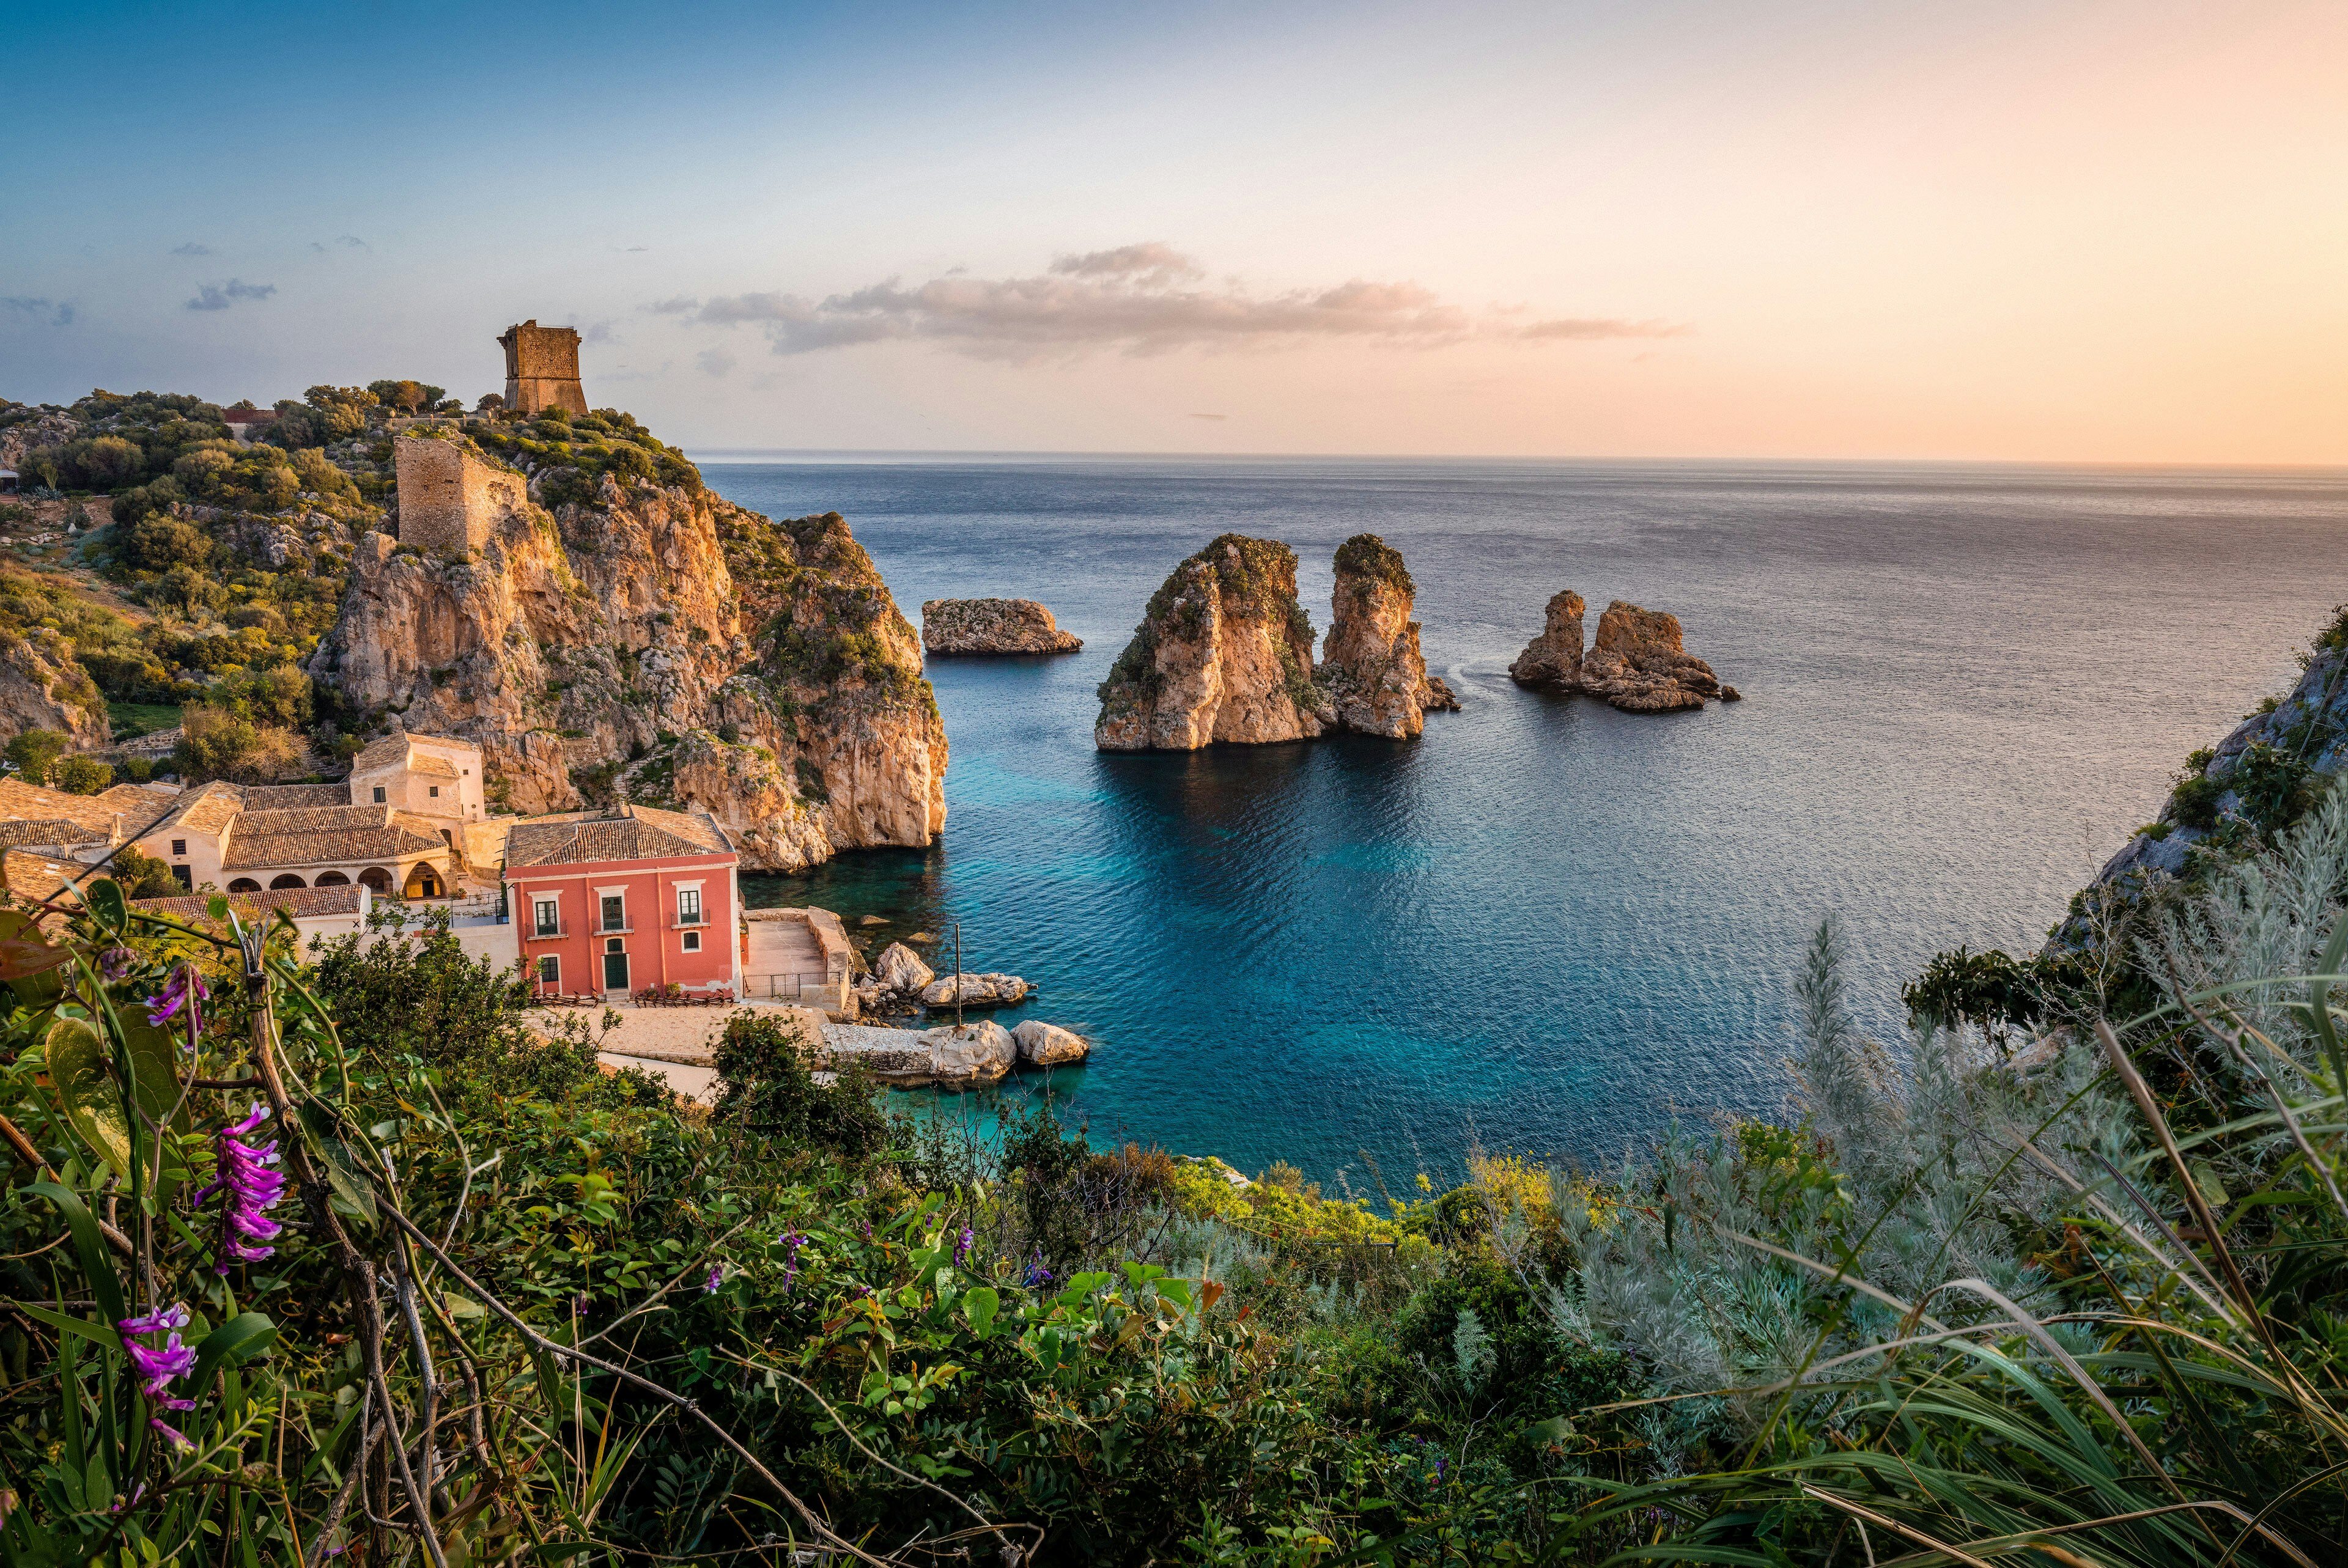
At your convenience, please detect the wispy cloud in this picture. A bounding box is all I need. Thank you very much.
[695,347,736,378]
[645,243,1683,361]
[1189,412,1228,421]
[309,235,369,254]
[2,297,75,328]
[171,241,212,257]
[185,279,277,312]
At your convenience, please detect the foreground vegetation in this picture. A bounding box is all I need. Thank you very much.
[2,734,2346,1563]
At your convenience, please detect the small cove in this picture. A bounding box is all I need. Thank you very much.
[715,455,2348,1185]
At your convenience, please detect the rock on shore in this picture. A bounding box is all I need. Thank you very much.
[1316,534,1460,740]
[1509,595,1735,712]
[1013,1019,1090,1066]
[1095,535,1333,750]
[920,971,1030,1009]
[923,598,1081,655]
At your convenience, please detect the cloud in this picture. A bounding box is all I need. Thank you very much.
[647,245,1684,361]
[1189,412,1228,421]
[171,241,212,257]
[2,297,75,328]
[185,279,277,312]
[696,347,736,378]
[309,235,369,254]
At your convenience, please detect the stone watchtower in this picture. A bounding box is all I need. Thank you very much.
[498,320,589,416]
[394,435,528,556]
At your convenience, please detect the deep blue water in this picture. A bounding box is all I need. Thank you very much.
[700,455,2348,1187]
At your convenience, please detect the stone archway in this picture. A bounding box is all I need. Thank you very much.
[268,874,307,890]
[402,861,445,899]
[313,870,350,886]
[227,878,262,893]
[358,867,393,893]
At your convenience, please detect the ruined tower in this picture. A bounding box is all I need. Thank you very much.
[497,320,589,417]
[394,435,528,556]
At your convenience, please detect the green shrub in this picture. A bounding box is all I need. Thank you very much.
[51,754,111,794]
[3,727,67,784]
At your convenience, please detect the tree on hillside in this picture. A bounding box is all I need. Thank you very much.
[4,728,67,785]
[52,755,113,795]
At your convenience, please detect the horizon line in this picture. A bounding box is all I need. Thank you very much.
[683,447,2348,473]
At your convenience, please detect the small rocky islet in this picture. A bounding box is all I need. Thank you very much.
[920,596,1082,655]
[1093,531,1457,751]
[1509,591,1740,712]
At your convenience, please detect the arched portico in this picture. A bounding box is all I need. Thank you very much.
[313,870,350,886]
[227,878,262,893]
[268,874,306,890]
[402,861,445,899]
[358,867,393,893]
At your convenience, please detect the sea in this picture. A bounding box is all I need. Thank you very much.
[693,455,2348,1188]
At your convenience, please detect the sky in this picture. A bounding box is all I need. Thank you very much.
[4,0,2344,461]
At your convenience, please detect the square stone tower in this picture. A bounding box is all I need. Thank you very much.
[498,320,589,416]
[394,435,528,556]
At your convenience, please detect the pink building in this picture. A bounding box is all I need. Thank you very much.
[501,804,742,998]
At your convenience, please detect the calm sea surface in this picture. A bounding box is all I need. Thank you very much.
[697,455,2348,1186]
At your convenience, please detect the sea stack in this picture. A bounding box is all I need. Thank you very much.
[1316,534,1460,739]
[1095,534,1332,750]
[922,598,1082,655]
[1508,594,1735,711]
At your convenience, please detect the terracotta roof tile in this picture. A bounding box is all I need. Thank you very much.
[1,848,81,910]
[0,817,103,848]
[504,805,732,867]
[133,884,367,921]
[146,781,246,837]
[0,778,174,838]
[241,783,350,809]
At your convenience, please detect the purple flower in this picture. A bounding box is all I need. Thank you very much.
[193,1103,286,1273]
[953,1226,972,1266]
[702,1264,723,1293]
[97,946,135,982]
[144,963,210,1043]
[857,1218,873,1242]
[117,1303,196,1398]
[1021,1246,1053,1290]
[149,1416,192,1450]
[778,1231,808,1294]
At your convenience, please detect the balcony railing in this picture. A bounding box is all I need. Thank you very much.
[526,923,569,940]
[669,916,709,930]
[597,924,633,936]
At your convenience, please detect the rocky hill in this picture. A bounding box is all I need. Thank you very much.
[306,425,945,870]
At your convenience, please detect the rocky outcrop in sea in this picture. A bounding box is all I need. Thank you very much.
[1315,534,1460,740]
[1508,594,1736,712]
[1095,534,1333,750]
[923,598,1081,655]
[306,431,945,870]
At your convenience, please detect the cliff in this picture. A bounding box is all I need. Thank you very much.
[0,629,108,748]
[1096,536,1332,751]
[2089,617,2348,898]
[923,598,1081,655]
[1315,534,1458,739]
[1508,594,1733,712]
[307,427,943,870]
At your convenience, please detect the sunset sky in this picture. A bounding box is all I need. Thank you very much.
[6,0,2343,461]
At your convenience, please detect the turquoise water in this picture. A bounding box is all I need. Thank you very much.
[706,456,2348,1185]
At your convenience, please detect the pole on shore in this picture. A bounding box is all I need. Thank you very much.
[953,920,964,1029]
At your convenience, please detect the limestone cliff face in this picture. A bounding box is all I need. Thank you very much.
[0,630,108,748]
[1316,534,1458,740]
[1095,535,1332,751]
[1507,591,1586,688]
[309,449,945,870]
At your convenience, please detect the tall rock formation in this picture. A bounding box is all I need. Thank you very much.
[1507,591,1585,688]
[1315,534,1459,740]
[1095,535,1332,751]
[307,426,944,870]
[1508,595,1734,712]
[0,630,108,748]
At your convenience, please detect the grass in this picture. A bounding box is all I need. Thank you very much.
[105,699,179,739]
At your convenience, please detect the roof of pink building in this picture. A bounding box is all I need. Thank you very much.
[504,803,732,868]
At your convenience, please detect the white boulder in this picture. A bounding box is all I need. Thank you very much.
[920,971,1030,1009]
[874,941,934,993]
[1013,1020,1090,1066]
[921,1021,1017,1088]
